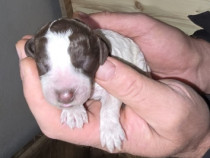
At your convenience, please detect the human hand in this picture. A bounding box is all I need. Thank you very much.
[16,12,210,158]
[75,12,210,157]
[75,12,210,93]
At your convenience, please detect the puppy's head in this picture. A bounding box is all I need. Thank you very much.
[25,18,109,108]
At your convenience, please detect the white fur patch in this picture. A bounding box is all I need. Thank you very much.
[45,30,72,71]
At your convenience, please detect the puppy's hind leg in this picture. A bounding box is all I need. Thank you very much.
[100,93,126,152]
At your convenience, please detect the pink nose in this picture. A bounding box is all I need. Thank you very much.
[57,90,74,105]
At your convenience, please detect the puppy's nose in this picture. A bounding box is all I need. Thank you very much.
[57,90,74,105]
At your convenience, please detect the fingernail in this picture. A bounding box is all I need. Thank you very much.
[96,60,116,81]
[22,35,33,40]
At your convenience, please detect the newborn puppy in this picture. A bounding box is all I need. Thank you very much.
[25,18,149,152]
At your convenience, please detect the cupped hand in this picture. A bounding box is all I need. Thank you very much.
[75,12,210,93]
[16,12,210,158]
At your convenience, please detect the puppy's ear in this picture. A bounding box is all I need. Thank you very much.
[97,37,110,65]
[25,38,35,58]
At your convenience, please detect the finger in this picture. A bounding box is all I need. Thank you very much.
[74,12,157,38]
[16,35,33,60]
[20,58,55,122]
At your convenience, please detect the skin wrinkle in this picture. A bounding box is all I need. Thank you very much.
[160,79,193,100]
[193,39,210,93]
[161,80,210,157]
[136,79,207,156]
[141,30,207,95]
[148,36,207,93]
[120,107,151,155]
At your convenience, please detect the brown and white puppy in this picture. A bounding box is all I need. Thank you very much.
[25,18,149,152]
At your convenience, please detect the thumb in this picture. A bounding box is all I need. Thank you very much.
[95,57,204,132]
[96,57,153,107]
[95,57,183,134]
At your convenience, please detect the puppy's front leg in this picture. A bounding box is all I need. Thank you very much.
[61,105,88,129]
[100,94,126,152]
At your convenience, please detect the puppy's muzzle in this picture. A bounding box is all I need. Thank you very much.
[56,89,75,107]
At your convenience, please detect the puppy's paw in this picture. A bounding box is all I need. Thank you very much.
[100,121,126,152]
[61,106,88,128]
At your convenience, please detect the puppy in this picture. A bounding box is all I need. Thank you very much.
[25,18,149,152]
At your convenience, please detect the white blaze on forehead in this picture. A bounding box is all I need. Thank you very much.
[41,29,92,107]
[45,30,72,70]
